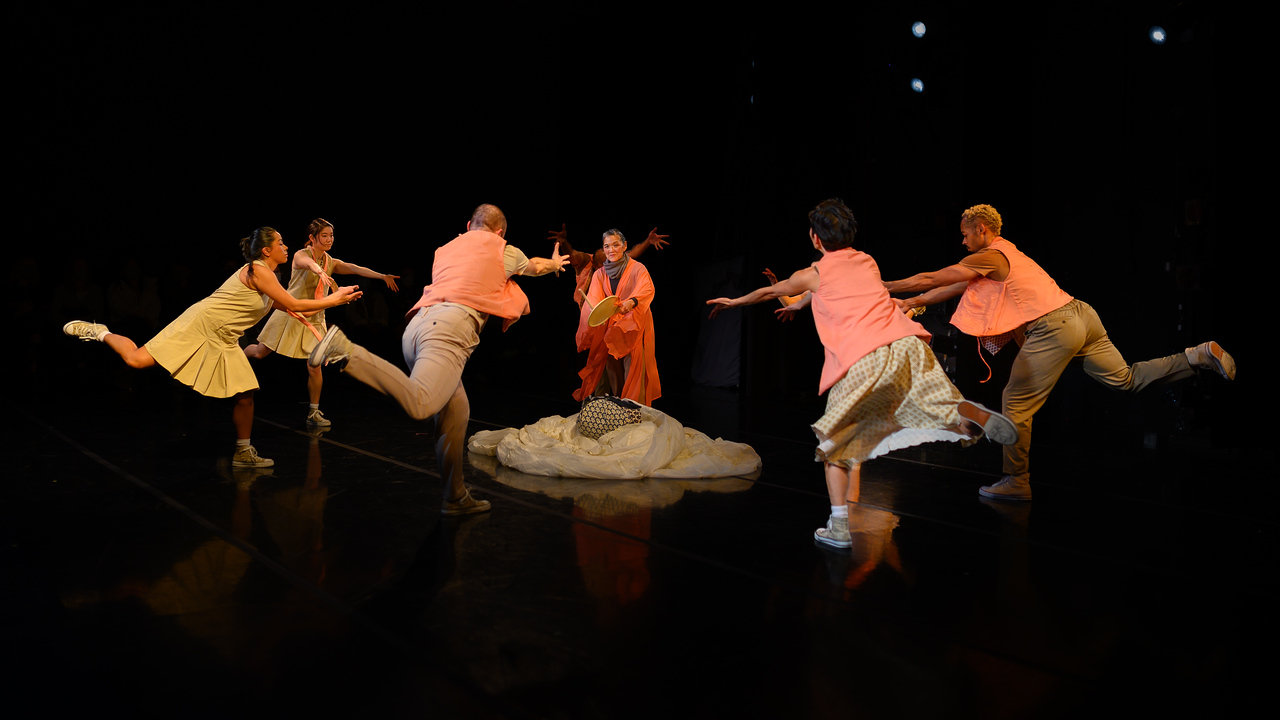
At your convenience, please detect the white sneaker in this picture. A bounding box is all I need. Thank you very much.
[232,445,274,468]
[63,320,109,342]
[1186,341,1236,381]
[814,515,852,548]
[306,408,332,427]
[309,325,353,368]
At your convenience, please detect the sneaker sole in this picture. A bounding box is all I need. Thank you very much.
[959,400,1019,445]
[1209,342,1236,381]
[441,500,491,517]
[309,325,342,368]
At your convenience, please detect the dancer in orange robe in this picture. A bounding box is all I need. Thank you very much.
[574,229,661,406]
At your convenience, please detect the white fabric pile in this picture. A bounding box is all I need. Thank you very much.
[467,406,761,479]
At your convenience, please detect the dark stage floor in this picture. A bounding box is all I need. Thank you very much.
[6,357,1273,719]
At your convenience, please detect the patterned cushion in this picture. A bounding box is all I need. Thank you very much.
[576,395,642,439]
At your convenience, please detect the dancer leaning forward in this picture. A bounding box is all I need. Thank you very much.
[64,228,362,468]
[707,199,1017,549]
[307,204,570,516]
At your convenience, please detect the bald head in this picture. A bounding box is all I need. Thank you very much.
[469,204,507,235]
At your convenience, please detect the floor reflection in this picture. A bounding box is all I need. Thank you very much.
[816,504,904,593]
[471,451,752,617]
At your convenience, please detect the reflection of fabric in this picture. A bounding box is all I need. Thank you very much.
[813,335,972,467]
[573,501,650,605]
[468,407,760,479]
[144,262,273,397]
[469,452,754,507]
[257,248,341,357]
[574,259,660,405]
[144,539,252,616]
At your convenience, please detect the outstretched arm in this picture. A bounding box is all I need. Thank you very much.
[247,266,362,313]
[883,264,979,294]
[774,290,812,321]
[707,266,819,319]
[629,228,670,259]
[523,242,572,276]
[895,280,969,312]
[332,260,400,291]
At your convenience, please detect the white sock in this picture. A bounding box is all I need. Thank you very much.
[236,438,251,448]
[831,505,848,518]
[310,404,319,410]
[96,329,111,342]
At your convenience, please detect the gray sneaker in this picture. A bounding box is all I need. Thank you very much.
[814,514,852,548]
[63,320,109,342]
[958,400,1018,445]
[306,407,332,427]
[231,444,274,468]
[1186,341,1236,381]
[978,475,1032,501]
[309,325,353,368]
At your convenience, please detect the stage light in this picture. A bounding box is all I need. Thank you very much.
[911,78,924,93]
[1149,26,1166,44]
[912,22,926,38]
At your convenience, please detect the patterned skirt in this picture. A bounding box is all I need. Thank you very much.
[812,335,973,467]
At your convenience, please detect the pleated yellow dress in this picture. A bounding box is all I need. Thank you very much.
[144,262,274,398]
[254,248,340,358]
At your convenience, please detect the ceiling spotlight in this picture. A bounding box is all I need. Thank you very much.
[912,22,926,38]
[1149,26,1166,44]
[911,78,924,93]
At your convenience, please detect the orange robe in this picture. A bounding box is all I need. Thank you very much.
[574,259,661,405]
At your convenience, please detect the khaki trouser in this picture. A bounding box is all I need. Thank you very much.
[342,304,481,494]
[1002,299,1193,481]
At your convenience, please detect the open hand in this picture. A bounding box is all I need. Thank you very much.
[382,274,401,292]
[706,297,735,320]
[644,228,670,250]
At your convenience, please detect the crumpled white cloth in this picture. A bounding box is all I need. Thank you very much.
[467,406,761,479]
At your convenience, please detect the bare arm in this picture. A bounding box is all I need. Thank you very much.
[332,260,400,291]
[764,268,807,306]
[629,228,670,259]
[883,263,980,294]
[244,266,362,313]
[522,242,572,276]
[896,280,969,311]
[774,290,812,322]
[707,267,819,319]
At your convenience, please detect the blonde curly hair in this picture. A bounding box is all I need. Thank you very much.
[961,204,1003,235]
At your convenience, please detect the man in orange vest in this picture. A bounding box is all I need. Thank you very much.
[309,204,569,515]
[884,204,1235,501]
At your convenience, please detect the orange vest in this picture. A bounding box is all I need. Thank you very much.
[949,238,1073,338]
[406,230,531,331]
[811,248,931,394]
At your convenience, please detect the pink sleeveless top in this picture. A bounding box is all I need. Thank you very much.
[406,230,530,331]
[950,238,1073,338]
[811,248,931,394]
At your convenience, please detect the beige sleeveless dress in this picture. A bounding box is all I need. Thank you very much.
[255,248,341,358]
[144,261,274,398]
